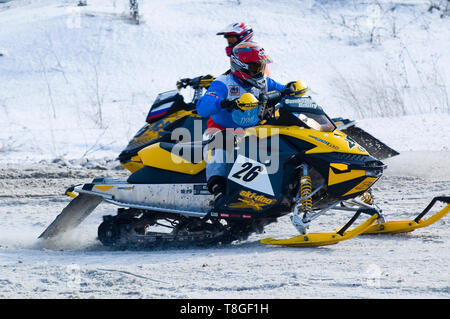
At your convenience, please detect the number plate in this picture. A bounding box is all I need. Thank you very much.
[227,155,274,196]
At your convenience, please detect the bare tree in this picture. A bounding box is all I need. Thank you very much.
[130,0,139,24]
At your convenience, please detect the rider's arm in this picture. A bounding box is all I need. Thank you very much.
[196,81,228,118]
[266,77,286,92]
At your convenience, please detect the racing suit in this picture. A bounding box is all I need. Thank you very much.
[196,73,285,192]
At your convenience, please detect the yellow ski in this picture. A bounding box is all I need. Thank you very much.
[261,209,379,247]
[362,196,450,234]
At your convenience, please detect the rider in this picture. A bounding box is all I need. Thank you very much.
[217,22,254,57]
[216,22,271,77]
[196,42,287,198]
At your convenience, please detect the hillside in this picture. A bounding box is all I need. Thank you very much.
[1,0,449,162]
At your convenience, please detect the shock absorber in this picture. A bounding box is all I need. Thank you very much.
[291,163,313,234]
[300,164,312,212]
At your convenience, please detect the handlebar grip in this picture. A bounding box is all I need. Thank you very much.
[176,78,191,90]
[260,91,282,105]
[267,91,282,101]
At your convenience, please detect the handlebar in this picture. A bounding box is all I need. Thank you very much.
[260,91,283,105]
[256,91,285,121]
[176,74,215,90]
[176,75,297,120]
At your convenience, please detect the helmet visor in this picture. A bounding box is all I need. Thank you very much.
[247,63,265,77]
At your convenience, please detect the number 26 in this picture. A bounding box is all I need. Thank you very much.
[232,162,262,182]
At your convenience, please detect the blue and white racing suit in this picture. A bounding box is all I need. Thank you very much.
[197,73,285,129]
[196,73,285,181]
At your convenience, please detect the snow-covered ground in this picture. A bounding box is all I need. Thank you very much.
[0,0,449,299]
[0,163,449,299]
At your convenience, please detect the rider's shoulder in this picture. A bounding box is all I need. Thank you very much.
[213,73,237,86]
[214,73,230,82]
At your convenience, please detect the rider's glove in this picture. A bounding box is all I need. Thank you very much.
[220,99,238,112]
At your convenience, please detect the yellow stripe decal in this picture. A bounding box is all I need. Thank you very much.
[330,163,348,171]
[94,185,114,191]
[328,167,365,186]
[343,177,378,196]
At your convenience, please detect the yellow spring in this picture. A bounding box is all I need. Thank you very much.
[300,175,312,212]
[360,190,373,205]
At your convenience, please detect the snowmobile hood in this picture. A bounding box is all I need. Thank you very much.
[243,125,370,156]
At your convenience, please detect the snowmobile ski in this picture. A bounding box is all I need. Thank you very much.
[361,196,450,234]
[261,209,380,247]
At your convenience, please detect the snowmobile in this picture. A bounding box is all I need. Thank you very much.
[39,78,449,248]
[117,75,398,175]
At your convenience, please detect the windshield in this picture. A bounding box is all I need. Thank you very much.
[281,97,336,132]
[295,111,335,132]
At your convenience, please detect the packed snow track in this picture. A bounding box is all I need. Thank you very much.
[0,158,448,298]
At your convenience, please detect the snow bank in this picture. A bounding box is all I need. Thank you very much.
[384,151,450,181]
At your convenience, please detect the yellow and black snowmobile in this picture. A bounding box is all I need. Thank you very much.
[39,79,449,248]
[118,75,398,175]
